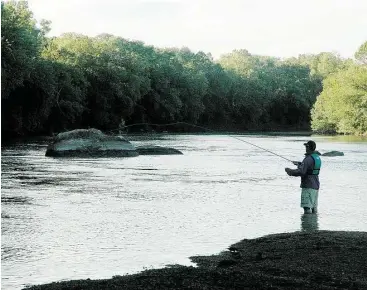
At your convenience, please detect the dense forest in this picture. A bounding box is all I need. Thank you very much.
[1,1,366,139]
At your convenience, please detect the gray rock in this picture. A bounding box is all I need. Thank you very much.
[321,151,344,157]
[46,129,138,157]
[136,145,183,155]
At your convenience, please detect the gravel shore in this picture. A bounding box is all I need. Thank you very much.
[26,230,367,290]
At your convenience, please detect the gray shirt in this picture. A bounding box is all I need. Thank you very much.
[288,153,320,190]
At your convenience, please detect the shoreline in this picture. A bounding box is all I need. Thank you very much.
[4,131,367,147]
[0,130,321,145]
[26,230,367,290]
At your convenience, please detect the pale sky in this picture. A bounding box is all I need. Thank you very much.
[27,0,367,59]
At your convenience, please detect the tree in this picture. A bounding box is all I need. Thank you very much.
[1,0,42,98]
[311,65,367,135]
[3,1,361,138]
[1,0,59,137]
[355,41,367,65]
[290,52,351,79]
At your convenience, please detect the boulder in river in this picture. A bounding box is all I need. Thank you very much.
[136,145,183,155]
[45,129,139,157]
[321,151,344,157]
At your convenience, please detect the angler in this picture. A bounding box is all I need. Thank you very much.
[285,140,322,214]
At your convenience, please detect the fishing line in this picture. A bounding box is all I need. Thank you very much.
[118,121,293,163]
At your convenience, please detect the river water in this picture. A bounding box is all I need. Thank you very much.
[1,134,367,290]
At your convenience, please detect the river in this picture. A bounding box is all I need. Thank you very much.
[1,133,367,290]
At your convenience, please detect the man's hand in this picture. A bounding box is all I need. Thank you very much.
[285,167,292,176]
[292,161,301,166]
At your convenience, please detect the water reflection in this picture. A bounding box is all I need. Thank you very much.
[300,214,319,232]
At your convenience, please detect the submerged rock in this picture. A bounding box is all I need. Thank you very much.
[45,129,138,157]
[136,145,183,155]
[321,151,344,157]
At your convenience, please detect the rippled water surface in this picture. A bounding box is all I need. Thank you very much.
[2,134,367,290]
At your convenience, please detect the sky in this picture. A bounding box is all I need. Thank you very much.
[27,0,367,59]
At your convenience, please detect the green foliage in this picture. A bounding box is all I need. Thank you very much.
[311,65,367,135]
[355,41,367,65]
[218,51,323,129]
[1,0,59,137]
[286,52,352,79]
[218,49,258,77]
[2,0,365,138]
[260,63,320,127]
[1,0,42,98]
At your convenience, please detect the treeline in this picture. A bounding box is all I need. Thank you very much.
[2,1,366,139]
[311,43,367,135]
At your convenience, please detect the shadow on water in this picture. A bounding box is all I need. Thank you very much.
[1,196,32,204]
[300,214,319,232]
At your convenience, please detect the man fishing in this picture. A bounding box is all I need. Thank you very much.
[285,140,322,214]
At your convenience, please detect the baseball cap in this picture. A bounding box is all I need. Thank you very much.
[303,140,316,151]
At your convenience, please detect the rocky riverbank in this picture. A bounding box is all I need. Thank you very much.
[26,230,367,290]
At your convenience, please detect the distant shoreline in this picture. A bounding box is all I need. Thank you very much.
[26,230,367,290]
[4,130,367,145]
[2,130,314,144]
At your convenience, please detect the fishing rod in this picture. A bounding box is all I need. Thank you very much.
[119,121,293,163]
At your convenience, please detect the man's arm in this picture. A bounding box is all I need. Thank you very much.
[285,157,311,176]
